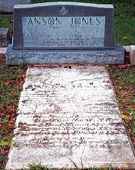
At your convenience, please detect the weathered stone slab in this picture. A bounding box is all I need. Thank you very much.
[6,65,135,169]
[0,0,31,13]
[13,2,114,49]
[6,45,125,65]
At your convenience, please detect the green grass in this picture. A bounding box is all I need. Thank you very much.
[23,164,114,170]
[115,16,135,45]
[23,164,48,170]
[109,67,135,85]
[0,65,25,106]
[0,16,10,28]
[0,65,26,169]
[128,109,135,133]
[0,138,11,147]
[107,65,135,142]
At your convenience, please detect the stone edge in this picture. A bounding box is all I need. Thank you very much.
[6,45,125,65]
[15,2,113,9]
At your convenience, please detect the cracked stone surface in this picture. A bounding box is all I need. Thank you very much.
[6,65,135,169]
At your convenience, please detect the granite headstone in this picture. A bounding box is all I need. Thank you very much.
[6,2,125,64]
[0,28,9,47]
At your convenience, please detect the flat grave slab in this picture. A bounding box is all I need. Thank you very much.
[6,65,135,169]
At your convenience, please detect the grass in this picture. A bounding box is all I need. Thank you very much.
[0,65,25,106]
[115,15,135,45]
[0,16,10,28]
[107,65,135,142]
[23,164,48,170]
[0,65,26,169]
[23,164,114,170]
[108,66,135,85]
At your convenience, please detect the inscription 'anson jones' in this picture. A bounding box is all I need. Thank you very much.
[22,16,105,48]
[26,16,103,25]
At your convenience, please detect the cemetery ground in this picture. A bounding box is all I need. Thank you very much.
[0,64,26,170]
[0,1,135,170]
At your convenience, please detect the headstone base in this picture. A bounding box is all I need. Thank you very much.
[6,45,125,65]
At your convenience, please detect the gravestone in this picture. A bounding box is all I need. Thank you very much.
[6,65,135,169]
[0,28,9,47]
[0,0,31,13]
[6,2,125,65]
